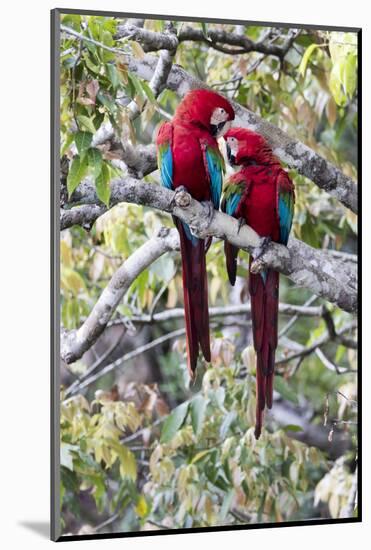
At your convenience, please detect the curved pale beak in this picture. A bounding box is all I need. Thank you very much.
[211,119,231,138]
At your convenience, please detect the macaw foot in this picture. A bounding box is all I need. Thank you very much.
[237,217,246,235]
[252,236,272,260]
[171,185,191,209]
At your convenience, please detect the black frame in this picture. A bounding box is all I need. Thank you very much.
[51,8,362,542]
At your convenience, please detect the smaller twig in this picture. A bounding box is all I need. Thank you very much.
[65,327,125,397]
[70,328,186,394]
[149,283,169,320]
[279,295,318,338]
[61,24,129,56]
[94,512,120,533]
[90,245,122,261]
[145,519,168,530]
[276,320,357,367]
[121,417,163,444]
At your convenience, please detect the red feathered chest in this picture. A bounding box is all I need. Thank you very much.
[171,123,217,201]
[236,165,281,242]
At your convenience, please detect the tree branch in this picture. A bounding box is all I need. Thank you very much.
[60,226,179,364]
[126,27,176,120]
[276,320,357,368]
[107,302,324,327]
[65,327,186,395]
[115,23,297,59]
[178,26,298,57]
[115,23,179,52]
[62,178,357,313]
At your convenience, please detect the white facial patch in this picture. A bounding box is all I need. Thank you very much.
[210,107,229,125]
[226,136,239,156]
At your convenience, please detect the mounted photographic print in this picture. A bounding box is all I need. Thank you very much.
[51,8,361,542]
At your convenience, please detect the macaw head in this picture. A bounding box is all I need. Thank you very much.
[174,89,235,138]
[224,127,276,166]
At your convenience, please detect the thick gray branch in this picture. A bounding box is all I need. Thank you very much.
[116,23,179,52]
[62,178,357,313]
[116,23,296,58]
[61,227,179,364]
[127,54,357,213]
[178,26,298,56]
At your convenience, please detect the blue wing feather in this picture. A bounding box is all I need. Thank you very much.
[226,192,242,216]
[158,143,173,190]
[277,172,295,246]
[205,147,224,210]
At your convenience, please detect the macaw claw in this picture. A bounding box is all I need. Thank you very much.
[201,200,215,226]
[171,185,191,208]
[252,236,272,260]
[237,217,246,234]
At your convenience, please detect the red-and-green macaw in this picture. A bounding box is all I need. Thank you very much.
[156,89,235,377]
[221,127,295,438]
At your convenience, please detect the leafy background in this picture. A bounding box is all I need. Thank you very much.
[59,14,358,536]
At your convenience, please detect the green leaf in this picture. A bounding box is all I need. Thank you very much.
[128,72,145,98]
[97,90,117,114]
[219,489,234,520]
[67,154,88,197]
[274,377,299,404]
[111,224,127,255]
[282,424,304,433]
[95,163,111,207]
[140,80,157,104]
[61,15,81,32]
[108,439,137,481]
[298,43,318,77]
[201,22,209,40]
[161,402,189,443]
[60,442,78,470]
[76,115,97,134]
[88,148,103,178]
[75,131,93,157]
[190,395,208,436]
[191,449,212,464]
[219,410,237,440]
[150,255,175,283]
[343,53,357,98]
[106,63,120,90]
[335,344,346,363]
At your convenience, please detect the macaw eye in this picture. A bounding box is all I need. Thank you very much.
[220,108,226,114]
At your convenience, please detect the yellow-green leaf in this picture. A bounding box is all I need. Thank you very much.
[76,115,97,134]
[75,131,93,157]
[298,43,318,77]
[161,402,189,443]
[67,154,89,197]
[95,163,111,207]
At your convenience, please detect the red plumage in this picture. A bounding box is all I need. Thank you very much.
[156,90,235,376]
[223,127,295,438]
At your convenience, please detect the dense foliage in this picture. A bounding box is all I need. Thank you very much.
[59,14,358,536]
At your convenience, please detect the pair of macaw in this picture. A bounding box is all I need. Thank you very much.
[156,89,295,438]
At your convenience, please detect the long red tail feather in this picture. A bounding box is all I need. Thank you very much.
[176,220,211,376]
[224,241,239,286]
[249,261,279,438]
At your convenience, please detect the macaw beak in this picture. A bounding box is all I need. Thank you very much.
[211,120,231,138]
[211,121,225,137]
[226,143,236,165]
